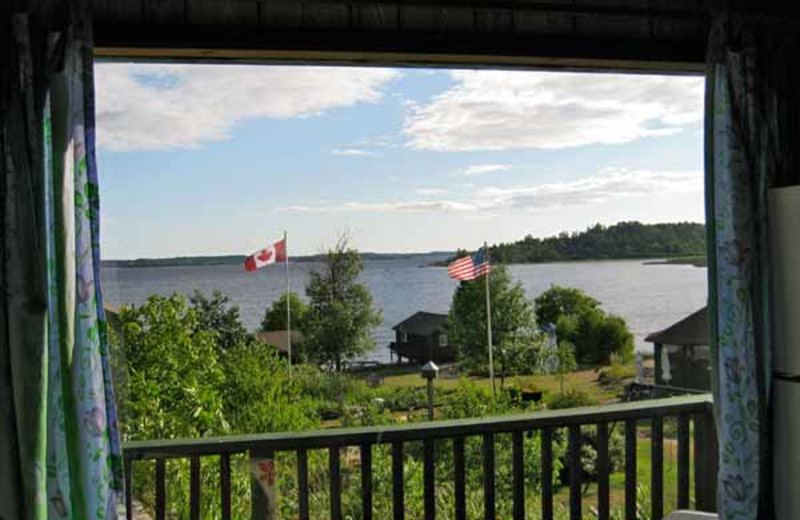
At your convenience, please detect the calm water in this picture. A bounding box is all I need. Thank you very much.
[101,258,707,362]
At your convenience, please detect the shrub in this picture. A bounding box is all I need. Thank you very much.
[546,389,599,410]
[598,363,636,386]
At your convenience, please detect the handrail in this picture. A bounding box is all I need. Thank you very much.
[123,394,712,458]
[123,394,717,520]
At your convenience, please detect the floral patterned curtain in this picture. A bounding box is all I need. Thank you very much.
[705,16,800,520]
[0,3,125,520]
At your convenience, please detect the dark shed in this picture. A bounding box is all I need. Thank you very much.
[645,307,710,390]
[389,312,457,364]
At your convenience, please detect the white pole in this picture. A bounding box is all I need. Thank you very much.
[285,230,292,379]
[484,242,495,397]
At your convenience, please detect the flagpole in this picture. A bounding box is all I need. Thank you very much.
[484,241,495,397]
[285,230,292,379]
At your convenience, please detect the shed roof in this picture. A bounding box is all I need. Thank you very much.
[645,307,708,346]
[256,330,304,354]
[393,312,448,336]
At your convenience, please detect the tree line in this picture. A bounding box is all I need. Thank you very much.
[445,221,705,265]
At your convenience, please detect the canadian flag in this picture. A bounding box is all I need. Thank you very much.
[245,239,287,272]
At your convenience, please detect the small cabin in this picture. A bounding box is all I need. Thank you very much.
[645,307,710,391]
[389,311,457,364]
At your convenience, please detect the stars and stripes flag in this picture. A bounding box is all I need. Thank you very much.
[447,248,491,281]
[244,238,287,272]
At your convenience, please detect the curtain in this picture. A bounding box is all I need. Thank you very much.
[1,3,125,520]
[705,16,800,520]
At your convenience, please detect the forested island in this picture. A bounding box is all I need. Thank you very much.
[444,221,706,265]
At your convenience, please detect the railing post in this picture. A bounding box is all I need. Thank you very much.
[694,410,718,512]
[250,449,278,520]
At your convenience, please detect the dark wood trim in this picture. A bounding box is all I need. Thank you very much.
[93,25,706,73]
[123,395,713,458]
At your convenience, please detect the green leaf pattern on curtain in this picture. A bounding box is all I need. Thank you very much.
[42,37,125,520]
[706,19,775,520]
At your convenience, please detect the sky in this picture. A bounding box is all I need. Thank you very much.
[95,64,705,259]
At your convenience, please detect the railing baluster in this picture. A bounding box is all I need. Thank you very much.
[541,428,553,520]
[329,446,342,520]
[124,457,133,520]
[220,453,231,520]
[155,458,166,520]
[424,439,436,520]
[190,455,201,520]
[298,449,310,520]
[625,419,637,520]
[651,416,664,520]
[677,415,690,509]
[597,422,610,520]
[512,431,524,520]
[453,437,466,520]
[392,441,405,520]
[568,425,581,520]
[483,433,495,520]
[361,445,373,520]
[694,411,718,512]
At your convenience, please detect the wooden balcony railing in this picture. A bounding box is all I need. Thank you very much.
[123,394,717,520]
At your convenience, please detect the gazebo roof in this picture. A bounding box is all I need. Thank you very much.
[645,306,708,346]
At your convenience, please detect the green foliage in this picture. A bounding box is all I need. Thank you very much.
[440,379,517,419]
[546,389,599,410]
[487,221,706,264]
[116,294,228,440]
[189,290,250,351]
[302,236,382,371]
[534,285,600,329]
[598,361,636,387]
[550,340,577,394]
[536,286,634,365]
[448,265,542,383]
[220,342,320,433]
[260,291,309,332]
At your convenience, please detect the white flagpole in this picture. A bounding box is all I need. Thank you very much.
[285,231,292,379]
[484,242,495,397]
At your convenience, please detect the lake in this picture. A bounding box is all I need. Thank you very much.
[101,258,707,362]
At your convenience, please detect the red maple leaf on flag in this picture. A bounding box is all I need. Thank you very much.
[258,249,273,263]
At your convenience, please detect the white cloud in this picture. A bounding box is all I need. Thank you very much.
[277,200,476,214]
[474,168,702,210]
[416,188,449,196]
[404,71,704,151]
[461,164,512,176]
[95,64,400,151]
[331,148,377,157]
[275,167,700,215]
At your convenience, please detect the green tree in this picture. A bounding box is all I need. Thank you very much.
[303,236,382,371]
[535,286,634,365]
[115,294,228,440]
[448,265,540,384]
[534,285,600,329]
[553,340,577,394]
[260,292,309,332]
[189,290,250,351]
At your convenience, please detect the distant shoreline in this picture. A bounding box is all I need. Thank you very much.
[642,256,707,267]
[102,251,455,269]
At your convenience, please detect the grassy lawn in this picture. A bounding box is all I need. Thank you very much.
[366,363,625,404]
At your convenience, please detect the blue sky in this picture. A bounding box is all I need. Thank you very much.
[95,65,705,259]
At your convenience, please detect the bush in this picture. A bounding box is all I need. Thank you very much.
[598,363,636,386]
[546,389,599,410]
[535,286,635,365]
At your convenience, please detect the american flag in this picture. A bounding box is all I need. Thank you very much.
[448,248,491,281]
